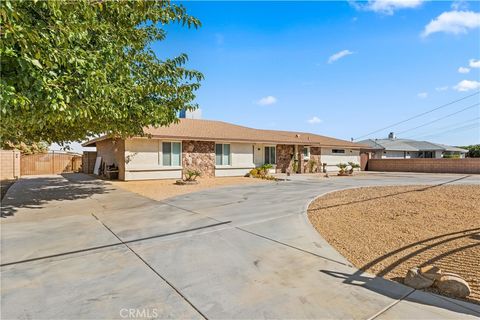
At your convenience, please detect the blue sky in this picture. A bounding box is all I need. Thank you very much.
[54,0,480,152]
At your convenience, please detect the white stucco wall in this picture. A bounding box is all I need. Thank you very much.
[253,144,265,167]
[382,151,407,159]
[123,138,182,180]
[231,143,255,167]
[215,142,255,177]
[320,148,361,172]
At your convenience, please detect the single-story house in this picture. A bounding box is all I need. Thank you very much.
[358,133,468,159]
[83,119,368,181]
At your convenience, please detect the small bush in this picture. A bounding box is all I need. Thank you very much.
[184,169,201,181]
[442,154,461,159]
[336,163,348,174]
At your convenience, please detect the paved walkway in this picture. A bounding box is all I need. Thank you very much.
[1,172,479,319]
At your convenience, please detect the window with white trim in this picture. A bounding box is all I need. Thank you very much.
[332,149,345,154]
[162,142,181,166]
[264,146,276,165]
[303,147,311,160]
[215,144,231,165]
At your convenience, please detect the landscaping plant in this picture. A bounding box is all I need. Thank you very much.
[249,164,276,180]
[348,162,360,174]
[307,159,318,173]
[336,163,348,175]
[184,169,201,181]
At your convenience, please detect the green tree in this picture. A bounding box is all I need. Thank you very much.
[0,0,202,145]
[460,144,480,158]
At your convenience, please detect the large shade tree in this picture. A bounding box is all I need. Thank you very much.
[0,0,202,146]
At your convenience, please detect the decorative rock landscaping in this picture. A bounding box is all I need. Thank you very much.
[307,184,480,304]
[404,265,472,298]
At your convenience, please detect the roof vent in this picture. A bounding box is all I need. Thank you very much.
[388,132,396,140]
[296,134,301,138]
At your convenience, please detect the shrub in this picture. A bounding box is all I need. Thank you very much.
[307,159,317,173]
[336,163,348,174]
[184,169,201,181]
[248,168,259,177]
[443,153,461,159]
[348,161,360,174]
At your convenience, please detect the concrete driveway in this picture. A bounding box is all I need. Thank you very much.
[1,172,479,319]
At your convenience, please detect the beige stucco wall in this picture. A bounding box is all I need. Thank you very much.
[320,148,361,172]
[214,142,255,177]
[0,149,20,180]
[95,139,125,179]
[123,138,182,181]
[230,143,255,168]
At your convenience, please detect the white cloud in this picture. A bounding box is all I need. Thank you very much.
[417,92,428,98]
[307,116,322,124]
[469,59,480,68]
[453,80,480,92]
[256,96,277,106]
[451,0,468,11]
[458,66,471,73]
[350,0,424,15]
[328,50,354,64]
[422,11,480,37]
[435,86,449,92]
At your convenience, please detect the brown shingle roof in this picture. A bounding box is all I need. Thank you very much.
[83,119,365,148]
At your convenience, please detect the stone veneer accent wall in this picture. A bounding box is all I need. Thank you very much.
[276,144,295,173]
[304,147,321,173]
[182,140,215,177]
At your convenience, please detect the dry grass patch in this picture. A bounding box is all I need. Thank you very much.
[111,176,271,201]
[307,185,480,304]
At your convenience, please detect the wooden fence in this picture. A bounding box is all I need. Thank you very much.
[20,152,82,176]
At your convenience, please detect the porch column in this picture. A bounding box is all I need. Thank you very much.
[298,145,304,173]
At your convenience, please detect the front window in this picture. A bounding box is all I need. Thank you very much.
[216,144,231,165]
[162,142,181,166]
[264,146,276,165]
[303,147,310,159]
[332,149,345,154]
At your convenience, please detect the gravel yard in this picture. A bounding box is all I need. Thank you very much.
[111,176,271,201]
[307,184,480,304]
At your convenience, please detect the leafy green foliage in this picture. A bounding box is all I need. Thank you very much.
[1,140,48,154]
[184,169,201,181]
[459,145,480,158]
[248,164,276,180]
[336,163,348,174]
[307,159,318,173]
[442,153,461,159]
[347,161,360,174]
[1,0,203,145]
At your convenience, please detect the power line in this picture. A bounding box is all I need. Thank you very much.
[412,123,479,140]
[353,91,480,141]
[404,117,480,139]
[395,102,479,135]
[364,115,479,149]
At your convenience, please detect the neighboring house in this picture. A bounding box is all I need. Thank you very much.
[83,119,367,180]
[359,133,468,159]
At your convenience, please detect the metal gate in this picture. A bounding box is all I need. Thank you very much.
[20,152,82,176]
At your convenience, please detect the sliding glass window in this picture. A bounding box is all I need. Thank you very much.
[215,144,231,165]
[162,142,181,166]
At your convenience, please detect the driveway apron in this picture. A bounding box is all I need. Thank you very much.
[1,173,479,319]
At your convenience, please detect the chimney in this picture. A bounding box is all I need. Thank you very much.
[179,108,202,119]
[388,132,396,140]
